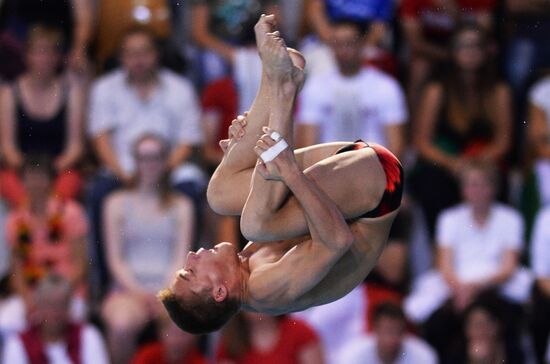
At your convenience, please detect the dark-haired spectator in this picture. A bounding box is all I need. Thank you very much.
[400,0,497,109]
[101,134,195,364]
[0,24,85,207]
[1,275,109,364]
[296,20,407,158]
[0,0,94,79]
[87,26,203,294]
[530,206,550,363]
[406,161,531,362]
[217,312,324,364]
[1,156,89,333]
[448,294,526,364]
[411,23,512,236]
[131,315,209,364]
[339,303,437,364]
[189,0,279,86]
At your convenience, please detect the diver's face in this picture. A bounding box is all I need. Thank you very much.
[171,243,239,299]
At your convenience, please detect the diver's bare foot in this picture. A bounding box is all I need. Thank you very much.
[260,33,305,92]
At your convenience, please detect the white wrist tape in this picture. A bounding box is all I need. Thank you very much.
[260,139,288,162]
[270,131,281,142]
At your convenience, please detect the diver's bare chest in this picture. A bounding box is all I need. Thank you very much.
[243,237,309,271]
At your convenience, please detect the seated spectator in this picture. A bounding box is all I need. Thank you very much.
[0,0,94,80]
[339,302,437,364]
[0,24,85,207]
[522,77,550,232]
[131,315,209,364]
[101,134,195,364]
[87,26,203,293]
[399,0,497,109]
[530,206,550,363]
[411,23,512,236]
[217,312,324,364]
[1,275,109,364]
[2,155,88,332]
[448,294,526,364]
[189,0,278,86]
[407,161,530,362]
[296,20,407,157]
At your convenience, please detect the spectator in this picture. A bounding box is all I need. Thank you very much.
[400,0,497,109]
[296,20,410,322]
[408,160,529,362]
[101,134,195,364]
[339,302,437,364]
[522,77,550,233]
[0,0,94,79]
[411,22,512,236]
[296,20,407,159]
[189,0,279,86]
[131,315,209,364]
[2,155,89,332]
[87,26,203,294]
[217,312,324,364]
[448,294,526,364]
[1,275,109,364]
[0,24,85,207]
[530,206,550,363]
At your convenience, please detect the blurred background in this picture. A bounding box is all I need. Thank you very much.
[0,0,550,363]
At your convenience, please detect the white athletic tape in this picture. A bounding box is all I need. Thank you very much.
[270,131,281,142]
[260,139,289,162]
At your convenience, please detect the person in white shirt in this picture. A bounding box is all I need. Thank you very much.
[339,302,437,364]
[296,21,407,160]
[423,160,526,362]
[1,275,109,364]
[530,206,550,363]
[87,26,204,294]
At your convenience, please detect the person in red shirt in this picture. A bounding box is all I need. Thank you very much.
[131,315,209,364]
[217,313,324,364]
[400,0,497,112]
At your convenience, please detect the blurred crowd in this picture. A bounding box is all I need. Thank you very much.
[0,0,550,363]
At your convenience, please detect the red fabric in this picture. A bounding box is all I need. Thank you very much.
[131,343,209,364]
[400,0,496,19]
[201,77,238,147]
[20,324,82,364]
[0,168,83,208]
[400,0,496,40]
[216,317,320,364]
[364,284,402,332]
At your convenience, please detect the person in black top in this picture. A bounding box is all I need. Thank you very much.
[0,24,85,206]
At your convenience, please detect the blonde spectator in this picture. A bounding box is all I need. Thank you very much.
[101,134,195,364]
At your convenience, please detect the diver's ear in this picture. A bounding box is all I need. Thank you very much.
[213,284,228,302]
